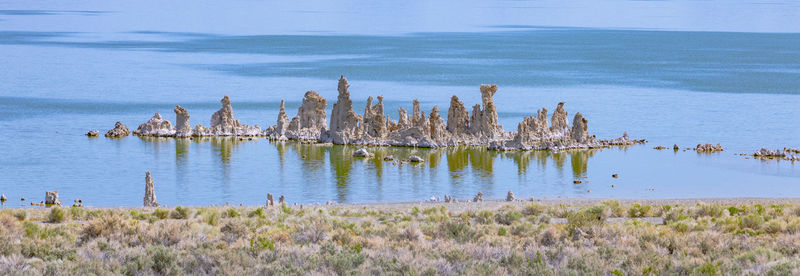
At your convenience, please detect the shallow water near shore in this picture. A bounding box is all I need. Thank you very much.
[1,0,800,207]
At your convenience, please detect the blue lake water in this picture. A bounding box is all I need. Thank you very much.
[1,0,799,207]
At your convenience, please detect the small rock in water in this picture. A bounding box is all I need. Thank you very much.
[45,191,59,206]
[587,189,592,193]
[612,173,619,178]
[21,197,25,201]
[383,155,394,161]
[673,144,679,150]
[472,192,483,202]
[573,180,582,184]
[353,148,371,157]
[86,130,99,137]
[653,146,667,150]
[104,122,131,138]
[611,184,615,188]
[409,155,424,162]
[506,190,515,201]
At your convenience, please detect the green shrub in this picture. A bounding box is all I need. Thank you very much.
[48,207,68,223]
[250,236,275,252]
[495,210,523,225]
[153,208,169,220]
[170,206,190,219]
[740,214,764,230]
[321,243,366,275]
[205,209,221,226]
[568,205,610,230]
[225,208,241,218]
[248,207,265,218]
[149,246,180,274]
[440,221,476,242]
[497,227,508,236]
[628,203,651,218]
[13,210,27,221]
[476,210,494,224]
[764,219,786,234]
[602,200,625,217]
[411,206,420,216]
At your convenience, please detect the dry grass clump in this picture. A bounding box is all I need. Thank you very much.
[3,201,800,274]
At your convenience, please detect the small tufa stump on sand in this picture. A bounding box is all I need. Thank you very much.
[144,171,159,207]
[279,195,285,204]
[473,192,483,202]
[266,193,274,207]
[45,191,60,206]
[506,190,515,201]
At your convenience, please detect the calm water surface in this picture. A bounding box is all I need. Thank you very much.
[1,0,799,207]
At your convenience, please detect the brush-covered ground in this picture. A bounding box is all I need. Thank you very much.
[2,199,800,275]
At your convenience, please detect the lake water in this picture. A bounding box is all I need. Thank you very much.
[1,0,799,207]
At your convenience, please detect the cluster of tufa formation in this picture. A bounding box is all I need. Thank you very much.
[752,147,800,161]
[120,76,640,151]
[695,143,724,153]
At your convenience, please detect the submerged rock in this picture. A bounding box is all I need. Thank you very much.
[383,155,394,161]
[133,113,175,136]
[353,148,371,157]
[144,171,159,207]
[105,122,130,138]
[409,155,424,162]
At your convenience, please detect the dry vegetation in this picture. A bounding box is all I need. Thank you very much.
[2,200,800,275]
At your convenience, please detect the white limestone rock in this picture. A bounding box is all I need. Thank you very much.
[174,105,192,137]
[326,76,362,144]
[468,84,503,139]
[550,102,569,135]
[133,112,175,137]
[409,155,424,162]
[203,95,261,136]
[286,91,328,140]
[446,95,470,134]
[105,121,131,138]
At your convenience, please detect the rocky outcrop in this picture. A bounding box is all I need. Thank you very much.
[284,91,328,140]
[45,191,59,205]
[120,76,639,152]
[326,76,362,144]
[361,96,388,140]
[469,85,503,139]
[695,143,723,153]
[105,122,130,138]
[174,106,192,137]
[144,171,159,207]
[204,95,261,136]
[570,113,590,144]
[550,102,569,135]
[753,148,784,157]
[133,113,175,136]
[446,96,470,134]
